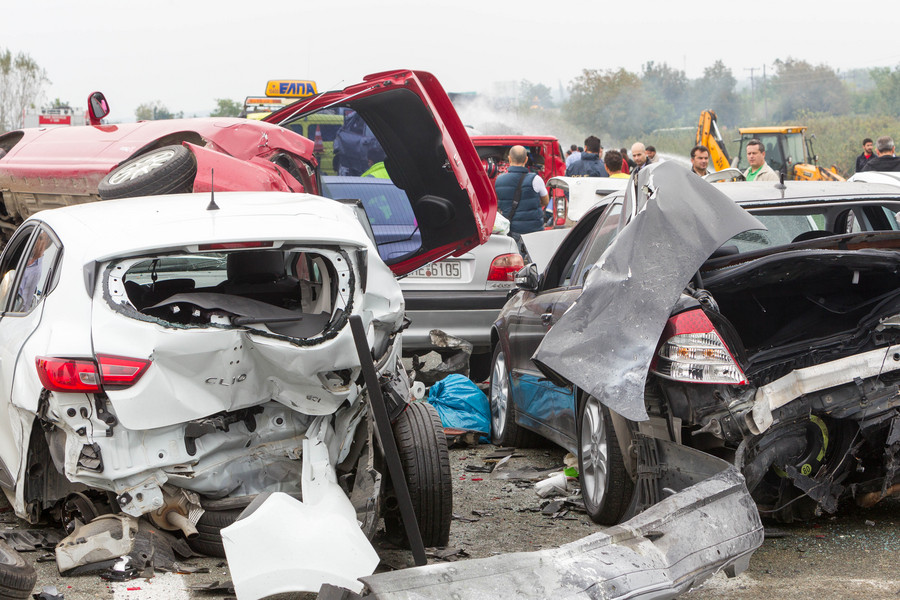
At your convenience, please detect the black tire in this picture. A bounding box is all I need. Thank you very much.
[186,508,242,558]
[489,344,537,447]
[98,145,197,200]
[0,540,35,599]
[577,395,633,525]
[385,402,452,547]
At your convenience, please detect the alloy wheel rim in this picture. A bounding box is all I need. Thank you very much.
[490,351,509,437]
[108,148,177,184]
[581,397,609,507]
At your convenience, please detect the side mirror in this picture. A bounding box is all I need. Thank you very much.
[514,263,540,292]
[87,92,110,125]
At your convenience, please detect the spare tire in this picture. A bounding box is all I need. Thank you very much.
[0,540,36,599]
[99,145,197,200]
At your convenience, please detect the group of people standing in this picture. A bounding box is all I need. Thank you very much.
[856,136,900,172]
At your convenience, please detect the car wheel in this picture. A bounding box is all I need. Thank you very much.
[0,540,36,599]
[385,401,452,547]
[186,508,242,558]
[578,394,633,525]
[98,145,197,200]
[489,344,536,447]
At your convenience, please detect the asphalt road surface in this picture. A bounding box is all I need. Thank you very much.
[4,444,900,600]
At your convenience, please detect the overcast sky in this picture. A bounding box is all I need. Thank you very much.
[3,0,899,121]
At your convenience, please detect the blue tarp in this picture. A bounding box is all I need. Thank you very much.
[427,374,490,442]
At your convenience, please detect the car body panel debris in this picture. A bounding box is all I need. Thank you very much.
[349,442,762,600]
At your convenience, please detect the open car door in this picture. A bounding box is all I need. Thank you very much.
[263,69,495,276]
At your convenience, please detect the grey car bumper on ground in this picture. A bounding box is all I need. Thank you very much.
[339,440,763,600]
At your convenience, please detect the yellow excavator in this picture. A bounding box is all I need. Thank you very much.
[696,110,844,181]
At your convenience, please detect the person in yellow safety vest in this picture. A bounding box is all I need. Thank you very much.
[362,147,390,178]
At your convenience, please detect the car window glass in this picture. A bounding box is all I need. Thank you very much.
[881,207,900,230]
[727,212,826,251]
[320,177,421,264]
[281,110,383,178]
[573,202,624,285]
[0,225,37,312]
[11,230,61,314]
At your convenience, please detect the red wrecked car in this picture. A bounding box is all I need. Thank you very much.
[0,69,495,276]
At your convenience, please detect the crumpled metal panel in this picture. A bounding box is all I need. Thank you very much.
[357,441,763,600]
[533,162,764,421]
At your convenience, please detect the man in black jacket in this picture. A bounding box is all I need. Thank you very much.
[565,136,608,177]
[855,138,876,173]
[861,136,900,172]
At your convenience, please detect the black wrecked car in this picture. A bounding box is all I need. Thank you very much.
[491,162,900,524]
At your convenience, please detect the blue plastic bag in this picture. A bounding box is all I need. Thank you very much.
[427,374,491,443]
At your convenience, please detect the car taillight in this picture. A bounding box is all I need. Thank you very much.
[35,355,151,393]
[35,358,101,392]
[96,354,151,389]
[650,309,747,385]
[488,253,525,282]
[555,195,566,226]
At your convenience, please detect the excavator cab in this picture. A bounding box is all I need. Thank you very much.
[696,111,844,182]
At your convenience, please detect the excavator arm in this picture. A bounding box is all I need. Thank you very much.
[696,110,732,172]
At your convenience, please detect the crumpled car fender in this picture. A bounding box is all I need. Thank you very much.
[533,162,765,421]
[184,142,298,194]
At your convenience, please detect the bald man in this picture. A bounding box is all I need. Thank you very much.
[631,142,648,171]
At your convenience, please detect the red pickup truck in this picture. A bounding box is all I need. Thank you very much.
[469,135,568,227]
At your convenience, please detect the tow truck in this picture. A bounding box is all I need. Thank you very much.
[696,110,844,181]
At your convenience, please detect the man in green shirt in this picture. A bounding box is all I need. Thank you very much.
[743,139,779,182]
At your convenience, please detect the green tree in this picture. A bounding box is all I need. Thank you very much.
[210,98,242,117]
[0,48,50,133]
[769,58,850,121]
[48,97,70,109]
[641,61,689,124]
[868,66,900,116]
[518,80,554,110]
[565,68,671,139]
[135,101,181,121]
[691,61,741,125]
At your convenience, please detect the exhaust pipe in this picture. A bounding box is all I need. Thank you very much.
[165,510,199,539]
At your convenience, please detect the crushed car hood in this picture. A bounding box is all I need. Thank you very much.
[533,162,764,421]
[264,69,496,276]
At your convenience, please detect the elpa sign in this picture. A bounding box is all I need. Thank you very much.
[265,80,318,98]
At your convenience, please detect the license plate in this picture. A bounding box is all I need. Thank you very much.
[408,261,462,279]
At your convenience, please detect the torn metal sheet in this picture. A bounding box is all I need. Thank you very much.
[534,162,765,421]
[351,442,763,600]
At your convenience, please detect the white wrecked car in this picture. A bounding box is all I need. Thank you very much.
[0,72,496,580]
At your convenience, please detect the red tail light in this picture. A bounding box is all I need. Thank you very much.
[487,253,525,282]
[650,309,747,385]
[35,358,101,392]
[96,355,151,389]
[35,355,151,393]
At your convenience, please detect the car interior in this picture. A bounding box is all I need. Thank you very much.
[119,249,338,339]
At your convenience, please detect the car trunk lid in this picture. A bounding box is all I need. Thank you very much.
[263,69,495,276]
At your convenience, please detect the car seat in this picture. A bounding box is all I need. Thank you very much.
[218,250,300,307]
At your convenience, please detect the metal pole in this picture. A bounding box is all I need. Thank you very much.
[762,65,767,120]
[348,315,427,566]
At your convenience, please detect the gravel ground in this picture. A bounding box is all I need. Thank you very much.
[4,443,900,599]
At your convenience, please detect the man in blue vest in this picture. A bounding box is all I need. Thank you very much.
[494,145,549,235]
